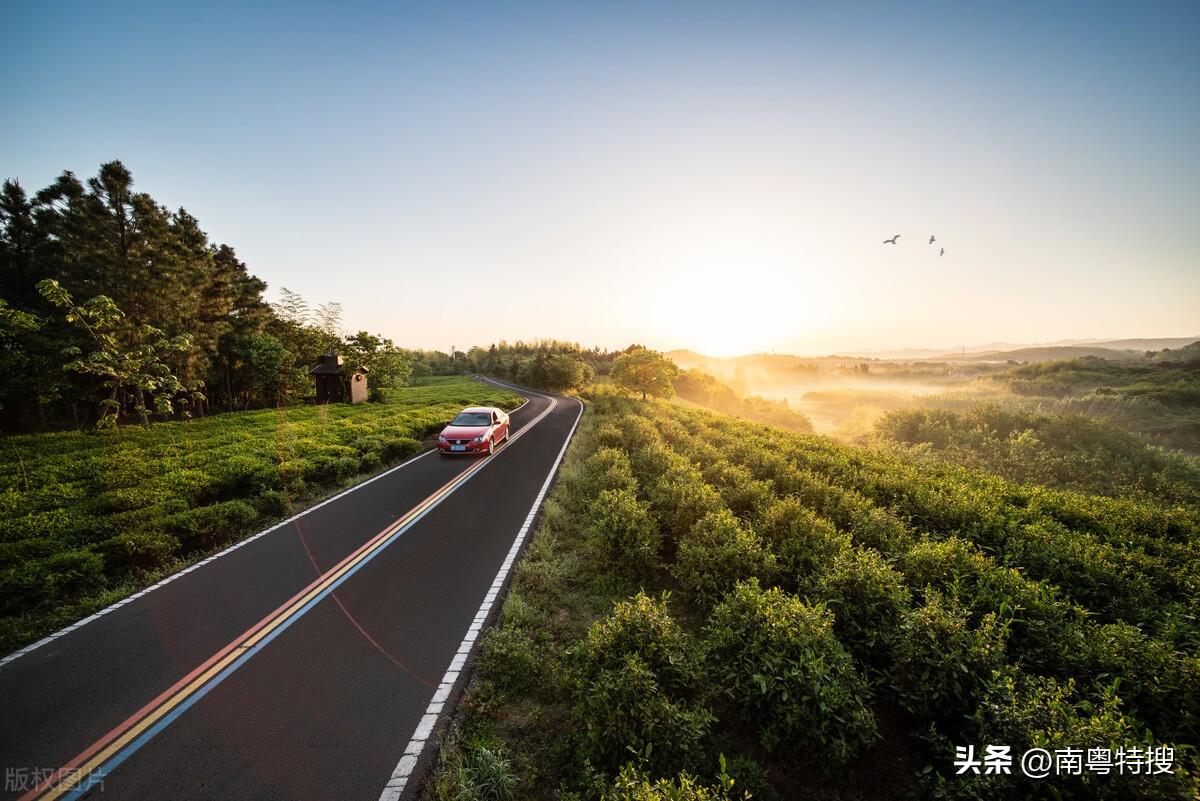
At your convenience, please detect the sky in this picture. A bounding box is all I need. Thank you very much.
[5,1,1199,357]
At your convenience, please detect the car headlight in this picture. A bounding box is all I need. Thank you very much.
[438,435,447,442]
[472,435,484,443]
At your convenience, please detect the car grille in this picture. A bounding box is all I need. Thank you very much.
[449,439,469,445]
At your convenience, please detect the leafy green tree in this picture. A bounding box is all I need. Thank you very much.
[342,331,413,397]
[543,353,594,392]
[37,279,197,426]
[612,347,679,400]
[219,332,292,408]
[0,299,42,416]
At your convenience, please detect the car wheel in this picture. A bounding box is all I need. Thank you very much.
[487,438,495,455]
[503,427,510,442]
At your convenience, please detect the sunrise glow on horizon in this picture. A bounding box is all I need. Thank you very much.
[6,1,1198,355]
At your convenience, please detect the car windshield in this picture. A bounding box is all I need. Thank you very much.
[451,412,492,426]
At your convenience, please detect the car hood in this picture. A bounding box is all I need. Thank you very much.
[442,425,489,439]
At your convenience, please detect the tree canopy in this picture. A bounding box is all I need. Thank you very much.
[611,347,679,400]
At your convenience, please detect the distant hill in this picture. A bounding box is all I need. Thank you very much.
[1092,336,1200,352]
[951,346,1146,363]
[668,338,1200,367]
[1152,340,1200,364]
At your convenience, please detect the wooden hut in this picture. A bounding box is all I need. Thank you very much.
[310,352,369,404]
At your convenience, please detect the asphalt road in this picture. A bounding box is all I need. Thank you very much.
[0,380,582,801]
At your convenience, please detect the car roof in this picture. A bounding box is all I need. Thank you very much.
[459,406,500,414]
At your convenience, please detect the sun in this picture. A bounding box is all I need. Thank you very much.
[650,265,814,357]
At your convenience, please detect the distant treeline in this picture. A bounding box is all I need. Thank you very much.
[411,340,627,393]
[0,161,412,432]
[996,352,1200,453]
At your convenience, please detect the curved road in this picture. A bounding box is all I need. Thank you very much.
[0,381,581,801]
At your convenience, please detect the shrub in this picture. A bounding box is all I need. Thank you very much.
[585,447,639,492]
[44,549,106,597]
[381,436,422,461]
[255,489,290,517]
[569,593,712,775]
[0,560,49,613]
[202,454,281,501]
[673,509,776,607]
[646,468,725,544]
[479,624,548,700]
[114,529,181,569]
[602,759,747,801]
[0,551,105,613]
[616,413,665,452]
[897,536,1082,671]
[1059,620,1200,744]
[704,581,878,762]
[170,500,259,548]
[702,463,775,520]
[815,547,911,666]
[595,422,626,449]
[583,488,661,577]
[890,591,1008,722]
[754,497,850,591]
[940,674,1200,801]
[277,458,314,492]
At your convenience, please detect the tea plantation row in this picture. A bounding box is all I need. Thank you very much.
[430,387,1198,800]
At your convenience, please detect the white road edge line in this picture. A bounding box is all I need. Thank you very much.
[377,387,584,801]
[0,394,533,670]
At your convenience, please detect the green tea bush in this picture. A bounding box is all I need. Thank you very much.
[595,422,626,449]
[890,591,1008,722]
[948,674,1199,801]
[1002,520,1164,627]
[569,593,712,775]
[615,413,665,453]
[201,454,282,501]
[1058,620,1200,743]
[645,466,724,544]
[254,489,290,517]
[113,529,181,569]
[381,435,422,461]
[2,549,107,614]
[754,497,850,592]
[583,488,661,577]
[169,500,259,548]
[702,462,775,520]
[815,547,911,666]
[576,447,639,500]
[278,458,314,492]
[0,549,105,613]
[704,581,878,762]
[673,509,777,607]
[897,536,1082,671]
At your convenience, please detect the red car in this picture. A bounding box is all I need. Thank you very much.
[437,406,510,455]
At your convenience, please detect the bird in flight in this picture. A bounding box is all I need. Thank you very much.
[939,247,945,257]
[883,234,900,244]
[929,235,936,244]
